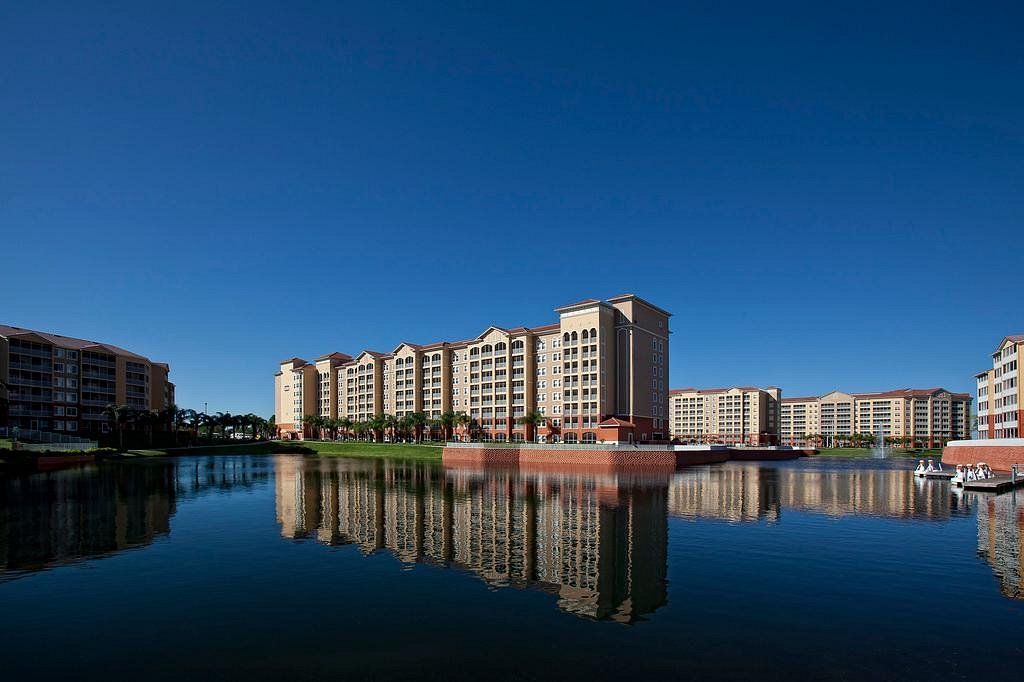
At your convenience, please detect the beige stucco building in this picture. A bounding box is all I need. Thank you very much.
[0,325,174,437]
[668,386,781,445]
[274,294,671,444]
[780,388,971,447]
[976,335,1023,439]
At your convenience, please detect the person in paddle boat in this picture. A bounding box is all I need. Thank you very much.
[915,459,927,474]
[966,465,978,481]
[926,459,936,472]
[952,464,965,486]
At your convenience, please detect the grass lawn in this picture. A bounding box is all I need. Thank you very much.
[0,438,11,449]
[297,440,443,460]
[812,447,944,458]
[123,440,443,460]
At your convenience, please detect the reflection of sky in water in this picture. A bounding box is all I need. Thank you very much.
[2,455,1023,679]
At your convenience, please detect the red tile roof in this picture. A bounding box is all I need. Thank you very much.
[315,351,353,362]
[598,417,635,428]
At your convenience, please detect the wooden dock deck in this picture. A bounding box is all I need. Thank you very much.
[962,475,1024,492]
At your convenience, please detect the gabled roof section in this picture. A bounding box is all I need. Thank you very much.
[391,342,423,354]
[598,417,635,428]
[670,386,764,395]
[606,294,673,317]
[354,349,392,361]
[474,326,511,340]
[315,351,353,362]
[0,324,150,361]
[554,298,608,314]
[994,335,1024,353]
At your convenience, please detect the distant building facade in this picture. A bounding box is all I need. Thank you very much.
[780,388,971,447]
[668,386,781,445]
[274,294,671,444]
[976,335,1023,439]
[0,325,174,437]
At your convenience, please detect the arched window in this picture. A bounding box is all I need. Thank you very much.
[432,353,441,362]
[470,348,480,357]
[581,329,589,341]
[563,333,570,344]
[482,344,493,354]
[570,331,578,343]
[590,328,597,339]
[582,432,596,444]
[511,340,524,351]
[495,342,506,352]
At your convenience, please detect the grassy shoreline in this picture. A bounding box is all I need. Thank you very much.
[122,440,443,460]
[811,447,944,458]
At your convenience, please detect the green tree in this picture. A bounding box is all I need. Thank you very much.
[516,410,545,443]
[408,412,428,443]
[439,410,458,442]
[104,404,134,451]
[454,412,472,441]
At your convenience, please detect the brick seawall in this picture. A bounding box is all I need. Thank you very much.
[443,445,805,471]
[942,440,1024,473]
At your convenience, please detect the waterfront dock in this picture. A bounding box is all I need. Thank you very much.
[922,471,955,479]
[963,475,1024,493]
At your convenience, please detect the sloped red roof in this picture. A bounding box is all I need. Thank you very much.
[598,417,635,428]
[670,386,763,395]
[316,351,353,362]
[1,324,151,361]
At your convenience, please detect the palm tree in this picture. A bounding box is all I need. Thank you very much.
[439,410,458,443]
[368,414,386,442]
[104,404,133,451]
[382,414,398,442]
[516,410,544,443]
[427,418,442,442]
[408,412,428,443]
[301,414,318,439]
[339,417,352,440]
[454,412,472,442]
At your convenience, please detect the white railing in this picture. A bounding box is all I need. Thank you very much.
[0,427,97,447]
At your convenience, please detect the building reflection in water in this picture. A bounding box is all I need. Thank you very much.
[274,457,669,623]
[669,463,956,522]
[0,456,271,578]
[975,492,1024,599]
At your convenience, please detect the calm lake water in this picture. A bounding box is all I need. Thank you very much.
[2,454,1023,680]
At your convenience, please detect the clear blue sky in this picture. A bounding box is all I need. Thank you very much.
[2,1,1021,416]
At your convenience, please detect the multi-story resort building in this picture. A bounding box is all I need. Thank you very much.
[274,294,671,444]
[668,386,781,445]
[0,325,174,437]
[779,389,971,447]
[976,335,1022,439]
